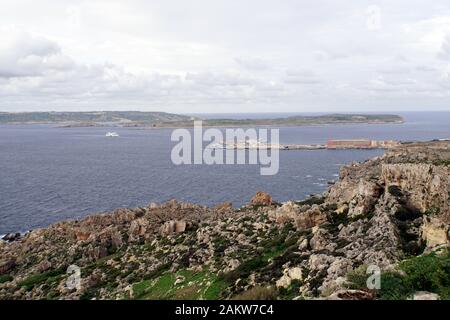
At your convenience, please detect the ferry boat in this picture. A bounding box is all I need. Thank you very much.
[105,132,119,137]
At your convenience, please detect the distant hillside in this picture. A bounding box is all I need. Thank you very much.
[0,111,403,127]
[200,113,404,127]
[0,111,193,125]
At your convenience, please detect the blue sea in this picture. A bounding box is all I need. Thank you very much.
[0,111,448,234]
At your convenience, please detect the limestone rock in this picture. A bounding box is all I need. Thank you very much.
[421,217,449,248]
[250,192,273,206]
[269,201,301,224]
[159,220,187,236]
[0,259,16,274]
[74,230,91,242]
[294,206,327,230]
[382,163,449,214]
[413,291,440,300]
[276,267,303,288]
[327,289,374,300]
[214,202,233,212]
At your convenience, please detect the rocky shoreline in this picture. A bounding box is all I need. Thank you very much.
[0,141,448,300]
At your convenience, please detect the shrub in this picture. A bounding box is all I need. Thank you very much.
[18,268,65,291]
[232,286,277,300]
[378,272,411,300]
[346,251,450,300]
[399,251,450,298]
[0,274,13,284]
[295,197,325,206]
[278,279,302,300]
[424,207,441,216]
[346,265,369,290]
[388,185,403,197]
[394,207,421,221]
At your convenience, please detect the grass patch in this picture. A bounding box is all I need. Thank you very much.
[0,274,13,284]
[132,269,229,300]
[433,159,450,166]
[18,268,65,291]
[346,250,450,300]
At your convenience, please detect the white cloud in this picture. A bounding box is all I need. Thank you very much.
[0,0,450,112]
[284,70,322,85]
[438,34,450,60]
[366,5,382,31]
[234,57,269,71]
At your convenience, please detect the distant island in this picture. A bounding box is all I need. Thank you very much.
[0,111,404,128]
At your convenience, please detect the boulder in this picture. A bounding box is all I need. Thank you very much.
[74,230,91,242]
[382,163,449,214]
[129,218,150,240]
[36,260,51,272]
[214,202,233,211]
[276,267,303,288]
[159,220,187,236]
[2,233,21,242]
[421,217,449,248]
[224,259,241,272]
[294,206,327,230]
[269,201,301,224]
[250,192,273,206]
[347,181,382,218]
[327,289,374,300]
[0,259,16,274]
[413,291,440,300]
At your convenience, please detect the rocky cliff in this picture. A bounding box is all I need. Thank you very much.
[0,141,448,300]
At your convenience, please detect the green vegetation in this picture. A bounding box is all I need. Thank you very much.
[278,279,302,300]
[0,112,403,127]
[346,250,450,300]
[388,185,404,198]
[424,207,441,216]
[132,269,227,300]
[221,226,304,284]
[433,159,450,166]
[17,268,65,291]
[0,111,192,124]
[295,197,325,206]
[0,274,13,284]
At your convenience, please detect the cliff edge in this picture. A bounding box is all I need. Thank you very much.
[0,141,448,300]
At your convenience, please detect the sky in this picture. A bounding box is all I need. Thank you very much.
[1,0,450,113]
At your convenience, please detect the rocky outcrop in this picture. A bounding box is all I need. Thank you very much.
[294,206,327,231]
[159,220,187,236]
[382,163,449,214]
[421,217,449,248]
[250,192,273,206]
[0,141,448,300]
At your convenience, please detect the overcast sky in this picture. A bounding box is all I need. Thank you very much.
[1,0,450,113]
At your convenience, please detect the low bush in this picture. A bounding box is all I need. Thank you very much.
[232,286,277,300]
[388,185,403,197]
[0,274,13,284]
[346,250,450,300]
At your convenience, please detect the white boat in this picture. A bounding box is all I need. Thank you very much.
[105,132,119,137]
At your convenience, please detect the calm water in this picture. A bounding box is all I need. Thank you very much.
[0,111,448,234]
